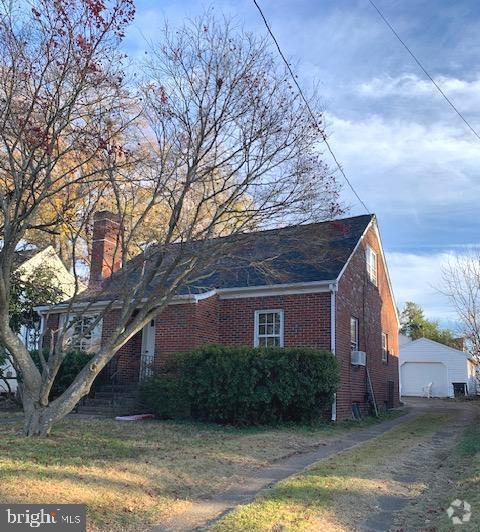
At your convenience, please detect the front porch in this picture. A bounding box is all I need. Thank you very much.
[98,318,158,387]
[76,319,159,415]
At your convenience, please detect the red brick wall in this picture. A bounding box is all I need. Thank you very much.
[335,223,400,420]
[90,211,122,286]
[101,310,142,383]
[149,293,330,374]
[42,313,60,351]
[153,303,197,370]
[218,293,331,349]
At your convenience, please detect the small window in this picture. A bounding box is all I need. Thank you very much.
[254,310,284,347]
[382,332,388,362]
[350,317,359,352]
[366,246,377,286]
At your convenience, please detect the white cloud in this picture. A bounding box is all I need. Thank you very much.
[325,112,480,211]
[357,73,480,114]
[387,251,457,324]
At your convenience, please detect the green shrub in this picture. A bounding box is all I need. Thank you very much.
[139,373,190,419]
[29,350,92,398]
[141,345,339,425]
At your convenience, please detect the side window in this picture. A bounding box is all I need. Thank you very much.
[365,245,377,286]
[254,310,284,347]
[382,332,388,362]
[350,317,359,351]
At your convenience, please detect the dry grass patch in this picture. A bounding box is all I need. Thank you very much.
[212,413,451,532]
[0,413,395,531]
[394,412,480,531]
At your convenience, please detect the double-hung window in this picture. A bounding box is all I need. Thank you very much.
[365,245,377,286]
[254,310,284,347]
[382,332,388,363]
[64,314,103,353]
[350,317,359,352]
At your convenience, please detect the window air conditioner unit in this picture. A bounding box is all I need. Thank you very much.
[351,350,366,366]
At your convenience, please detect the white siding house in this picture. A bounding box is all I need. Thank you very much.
[0,245,85,395]
[400,336,477,398]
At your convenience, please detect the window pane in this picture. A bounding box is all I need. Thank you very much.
[256,311,283,347]
[350,317,358,351]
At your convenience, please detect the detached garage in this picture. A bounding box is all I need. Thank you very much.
[400,337,477,398]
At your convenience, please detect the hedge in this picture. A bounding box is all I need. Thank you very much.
[140,345,339,425]
[29,350,92,398]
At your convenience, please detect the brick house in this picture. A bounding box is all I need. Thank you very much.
[41,212,400,420]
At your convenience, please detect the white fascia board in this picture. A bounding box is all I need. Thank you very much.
[335,215,400,328]
[192,289,217,301]
[36,281,336,312]
[371,221,400,328]
[34,290,218,315]
[217,280,334,300]
[336,217,374,283]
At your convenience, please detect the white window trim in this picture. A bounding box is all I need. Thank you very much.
[254,309,284,347]
[382,332,388,362]
[60,313,103,353]
[366,245,378,286]
[350,317,359,352]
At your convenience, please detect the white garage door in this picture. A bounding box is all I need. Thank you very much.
[401,362,448,397]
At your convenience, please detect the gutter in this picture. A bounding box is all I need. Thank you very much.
[34,281,336,314]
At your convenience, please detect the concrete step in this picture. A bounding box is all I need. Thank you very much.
[81,398,138,408]
[93,391,135,400]
[95,384,139,394]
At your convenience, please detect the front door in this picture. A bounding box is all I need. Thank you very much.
[139,319,156,382]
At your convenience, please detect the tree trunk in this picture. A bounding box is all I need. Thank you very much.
[22,399,65,437]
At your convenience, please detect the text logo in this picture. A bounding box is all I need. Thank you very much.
[447,499,472,525]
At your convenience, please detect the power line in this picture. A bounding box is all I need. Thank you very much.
[368,0,480,142]
[252,0,370,214]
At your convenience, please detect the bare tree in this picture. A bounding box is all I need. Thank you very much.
[0,7,341,436]
[0,0,136,435]
[442,251,480,362]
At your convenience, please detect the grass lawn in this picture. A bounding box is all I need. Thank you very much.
[0,411,402,531]
[211,412,453,531]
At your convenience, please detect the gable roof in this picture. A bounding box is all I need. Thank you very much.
[13,246,47,270]
[401,337,471,360]
[88,214,375,300]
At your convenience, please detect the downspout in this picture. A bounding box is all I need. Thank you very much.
[329,282,338,421]
[38,313,46,351]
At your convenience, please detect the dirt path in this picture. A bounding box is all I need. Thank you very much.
[382,402,479,532]
[150,410,419,532]
[360,400,477,532]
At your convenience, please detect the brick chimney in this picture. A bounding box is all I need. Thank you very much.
[89,211,122,286]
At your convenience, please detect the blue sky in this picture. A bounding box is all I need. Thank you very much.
[124,0,480,326]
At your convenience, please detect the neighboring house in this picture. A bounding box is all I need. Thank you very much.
[40,212,400,421]
[400,335,478,398]
[0,246,82,395]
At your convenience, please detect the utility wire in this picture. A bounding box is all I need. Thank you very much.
[252,0,370,214]
[368,0,480,142]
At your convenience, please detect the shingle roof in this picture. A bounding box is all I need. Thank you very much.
[90,214,374,299]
